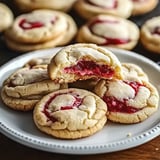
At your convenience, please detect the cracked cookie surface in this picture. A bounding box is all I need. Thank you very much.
[33,88,107,139]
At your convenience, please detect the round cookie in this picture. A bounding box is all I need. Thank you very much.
[14,0,77,12]
[74,0,133,19]
[33,88,107,139]
[0,3,13,32]
[140,16,160,54]
[48,43,123,83]
[94,79,159,124]
[76,15,139,50]
[131,0,158,16]
[5,9,77,52]
[1,67,67,111]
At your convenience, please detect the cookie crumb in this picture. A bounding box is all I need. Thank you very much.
[127,132,132,137]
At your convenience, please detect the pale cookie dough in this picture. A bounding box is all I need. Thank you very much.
[94,79,159,124]
[1,67,67,111]
[74,0,133,19]
[48,43,123,83]
[33,88,107,139]
[24,56,52,68]
[5,10,77,52]
[122,63,149,82]
[141,16,160,54]
[131,0,158,16]
[77,15,139,50]
[14,0,77,12]
[0,3,13,32]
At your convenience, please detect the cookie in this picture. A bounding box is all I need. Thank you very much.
[15,0,77,12]
[122,63,149,82]
[5,9,77,52]
[140,16,160,54]
[76,15,140,50]
[48,43,123,83]
[131,0,158,16]
[33,88,107,139]
[74,0,133,19]
[1,67,67,111]
[0,3,13,32]
[94,79,159,124]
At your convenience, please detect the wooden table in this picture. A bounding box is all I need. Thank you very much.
[0,0,160,159]
[0,132,160,160]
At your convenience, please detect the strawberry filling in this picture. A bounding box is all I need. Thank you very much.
[86,0,118,9]
[152,26,160,35]
[89,19,130,45]
[19,19,44,30]
[64,60,114,78]
[42,92,83,122]
[103,81,144,113]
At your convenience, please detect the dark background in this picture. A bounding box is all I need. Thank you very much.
[0,0,160,66]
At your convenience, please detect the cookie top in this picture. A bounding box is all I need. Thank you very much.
[122,63,149,82]
[74,0,133,19]
[77,15,139,50]
[131,0,158,16]
[5,9,77,44]
[1,67,67,111]
[94,79,159,123]
[33,88,107,139]
[140,16,160,53]
[0,3,13,32]
[15,0,77,12]
[48,43,123,83]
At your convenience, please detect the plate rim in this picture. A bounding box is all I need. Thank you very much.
[0,47,160,155]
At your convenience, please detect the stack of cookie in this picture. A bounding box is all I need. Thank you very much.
[1,43,159,139]
[4,9,77,52]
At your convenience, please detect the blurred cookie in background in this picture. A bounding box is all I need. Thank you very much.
[76,15,140,50]
[131,0,158,16]
[4,9,77,52]
[14,0,77,12]
[141,16,160,54]
[74,0,133,19]
[0,3,13,32]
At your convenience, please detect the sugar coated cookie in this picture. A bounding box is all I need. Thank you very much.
[33,88,107,139]
[5,10,77,52]
[15,0,77,12]
[77,15,139,50]
[94,79,159,123]
[74,0,133,19]
[141,16,160,54]
[1,67,67,111]
[48,43,123,83]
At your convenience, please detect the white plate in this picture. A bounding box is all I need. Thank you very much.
[0,47,160,155]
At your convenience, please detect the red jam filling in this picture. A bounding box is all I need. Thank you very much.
[152,26,160,35]
[132,0,146,2]
[64,60,114,78]
[86,0,118,9]
[89,19,130,45]
[19,19,44,30]
[103,81,144,113]
[42,92,83,122]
